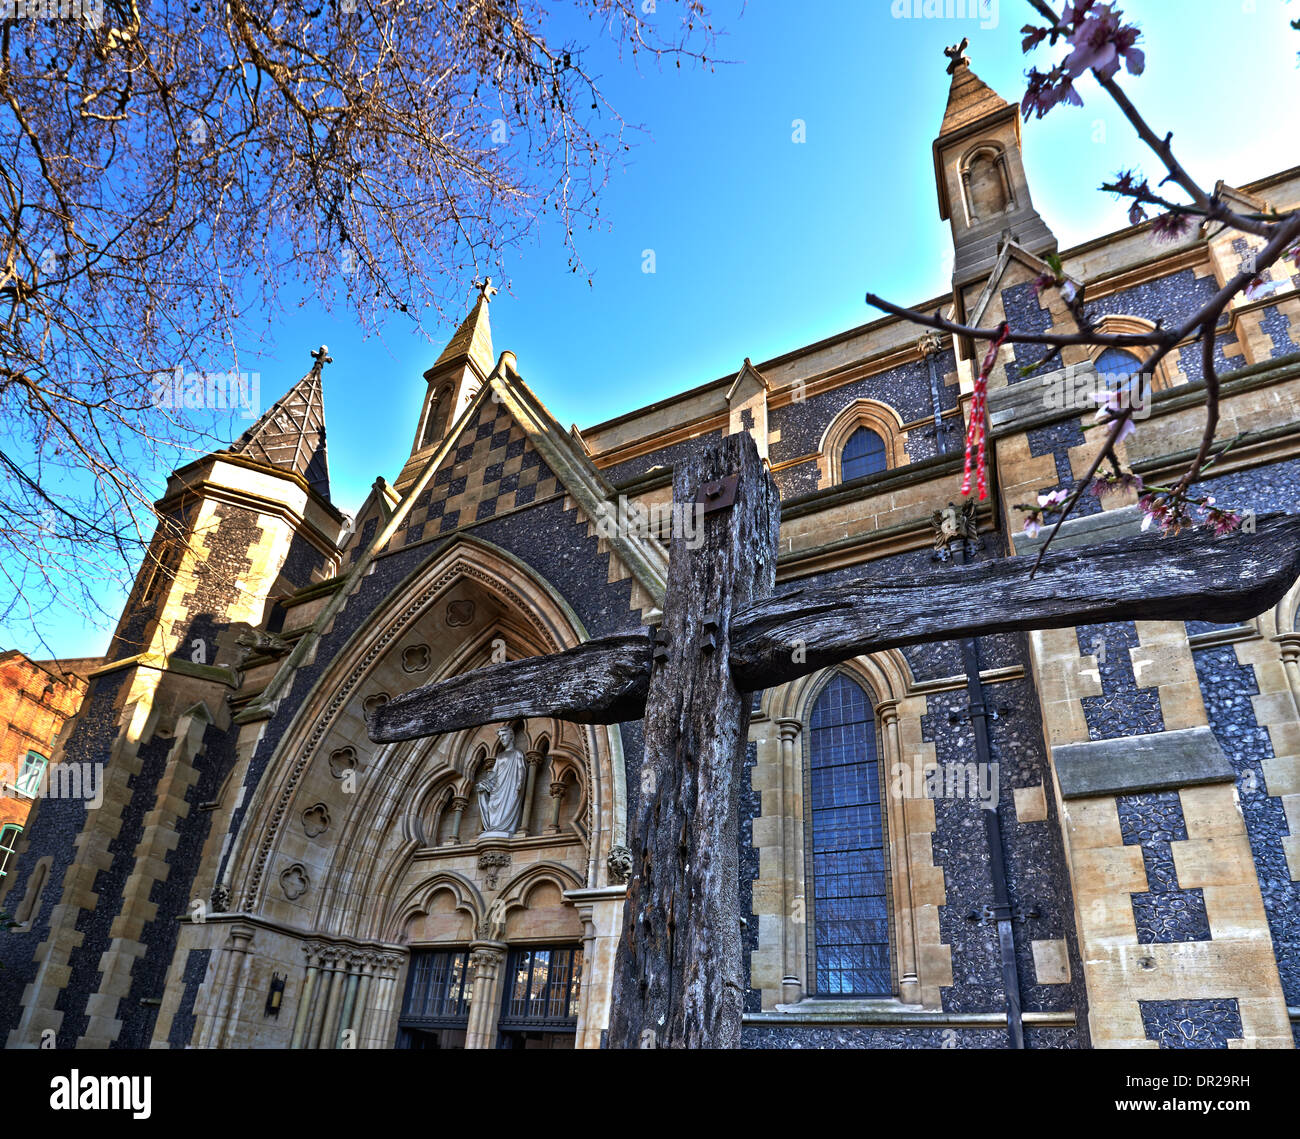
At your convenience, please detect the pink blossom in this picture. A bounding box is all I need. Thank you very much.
[1024,515,1042,539]
[1090,471,1144,497]
[1150,211,1194,243]
[1092,388,1137,443]
[1037,488,1070,509]
[1021,24,1051,53]
[1062,3,1145,81]
[1244,273,1274,300]
[1128,202,1146,225]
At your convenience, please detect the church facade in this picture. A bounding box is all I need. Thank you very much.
[2,57,1299,1050]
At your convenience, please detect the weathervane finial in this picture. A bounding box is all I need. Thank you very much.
[944,37,970,75]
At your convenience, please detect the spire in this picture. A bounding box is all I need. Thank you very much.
[938,39,1012,138]
[931,43,1055,287]
[229,346,332,500]
[394,281,499,490]
[430,278,496,380]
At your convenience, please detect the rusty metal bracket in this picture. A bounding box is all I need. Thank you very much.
[696,473,739,513]
[701,613,719,655]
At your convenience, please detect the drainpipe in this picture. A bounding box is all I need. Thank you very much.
[952,532,1025,1050]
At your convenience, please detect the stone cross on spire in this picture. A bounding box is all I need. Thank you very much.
[474,277,499,304]
[309,344,333,374]
[944,36,970,74]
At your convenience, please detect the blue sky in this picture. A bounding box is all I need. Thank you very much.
[22,0,1300,659]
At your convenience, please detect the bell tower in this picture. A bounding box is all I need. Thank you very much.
[933,39,1056,289]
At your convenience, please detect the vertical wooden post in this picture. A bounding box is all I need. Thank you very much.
[607,432,781,1048]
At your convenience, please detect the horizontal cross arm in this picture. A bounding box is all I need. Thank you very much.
[729,512,1300,690]
[366,513,1300,742]
[368,632,653,742]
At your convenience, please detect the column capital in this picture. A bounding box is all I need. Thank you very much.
[525,750,546,767]
[875,699,901,725]
[776,717,802,742]
[450,795,469,811]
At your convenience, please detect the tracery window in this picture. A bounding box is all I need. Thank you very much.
[840,426,888,483]
[498,944,582,1049]
[396,948,472,1049]
[807,674,890,996]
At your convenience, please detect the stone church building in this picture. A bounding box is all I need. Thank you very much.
[2,56,1299,1050]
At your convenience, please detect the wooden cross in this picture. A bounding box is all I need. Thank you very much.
[368,431,1300,1048]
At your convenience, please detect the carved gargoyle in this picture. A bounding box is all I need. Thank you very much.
[235,629,292,664]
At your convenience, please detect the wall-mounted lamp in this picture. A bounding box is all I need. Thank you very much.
[265,972,286,1018]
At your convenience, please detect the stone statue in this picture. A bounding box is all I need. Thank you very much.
[476,724,528,836]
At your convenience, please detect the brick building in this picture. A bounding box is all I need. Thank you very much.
[0,653,97,886]
[1,54,1298,1050]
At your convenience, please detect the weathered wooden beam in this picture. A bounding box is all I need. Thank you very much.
[368,513,1300,742]
[606,429,781,1049]
[729,511,1300,690]
[367,633,652,743]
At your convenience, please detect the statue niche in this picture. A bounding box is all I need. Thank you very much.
[963,148,1013,225]
[476,723,528,837]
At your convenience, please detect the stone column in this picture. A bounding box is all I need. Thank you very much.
[290,944,322,1049]
[514,750,545,837]
[563,885,629,1048]
[776,718,804,1006]
[351,956,375,1048]
[444,796,468,846]
[360,953,402,1049]
[877,700,919,1005]
[1275,633,1300,719]
[213,924,255,1049]
[309,949,345,1048]
[545,780,567,834]
[464,942,507,1049]
[337,959,361,1048]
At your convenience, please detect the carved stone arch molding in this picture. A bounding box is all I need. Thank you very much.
[482,860,586,941]
[755,650,948,1008]
[387,870,485,945]
[816,398,909,487]
[223,535,627,939]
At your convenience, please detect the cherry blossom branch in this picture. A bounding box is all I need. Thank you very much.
[863,292,1166,349]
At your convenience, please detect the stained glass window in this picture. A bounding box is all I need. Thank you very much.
[841,426,887,483]
[808,674,890,996]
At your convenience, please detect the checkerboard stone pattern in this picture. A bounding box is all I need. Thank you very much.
[390,400,559,549]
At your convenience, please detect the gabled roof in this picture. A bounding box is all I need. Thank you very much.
[377,351,669,618]
[229,350,331,500]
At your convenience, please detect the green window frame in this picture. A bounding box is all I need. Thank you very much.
[15,751,47,797]
[0,824,21,878]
